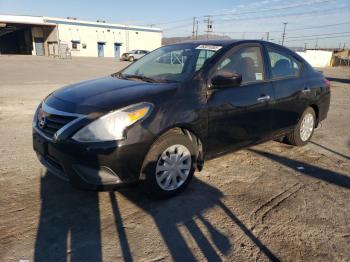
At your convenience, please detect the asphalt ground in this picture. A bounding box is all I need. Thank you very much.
[0,56,349,261]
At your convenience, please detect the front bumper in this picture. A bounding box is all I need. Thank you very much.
[33,127,151,190]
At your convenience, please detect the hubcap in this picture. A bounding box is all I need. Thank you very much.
[155,144,192,191]
[300,113,314,141]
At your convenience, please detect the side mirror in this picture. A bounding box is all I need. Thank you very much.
[211,72,242,88]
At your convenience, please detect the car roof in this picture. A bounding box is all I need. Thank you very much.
[171,39,300,55]
[171,39,286,49]
[180,39,240,46]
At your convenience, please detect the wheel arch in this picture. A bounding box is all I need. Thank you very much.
[142,125,205,178]
[309,104,319,126]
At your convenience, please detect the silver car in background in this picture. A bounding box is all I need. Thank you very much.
[121,50,149,62]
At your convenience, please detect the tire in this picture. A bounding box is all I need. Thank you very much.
[141,129,197,198]
[128,56,134,62]
[286,107,316,146]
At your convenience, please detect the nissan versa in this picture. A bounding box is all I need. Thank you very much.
[33,40,330,198]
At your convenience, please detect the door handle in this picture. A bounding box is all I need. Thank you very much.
[302,88,311,94]
[257,95,271,102]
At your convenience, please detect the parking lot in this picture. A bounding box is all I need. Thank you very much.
[0,55,349,261]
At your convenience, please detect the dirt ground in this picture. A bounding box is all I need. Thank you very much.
[0,56,349,262]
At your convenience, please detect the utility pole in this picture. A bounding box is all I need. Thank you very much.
[204,15,213,39]
[315,39,318,50]
[266,32,270,41]
[195,20,199,40]
[192,17,196,40]
[281,22,287,46]
[304,43,307,50]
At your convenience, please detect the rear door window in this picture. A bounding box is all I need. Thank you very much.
[267,48,301,79]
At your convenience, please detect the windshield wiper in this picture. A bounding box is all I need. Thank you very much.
[123,74,158,83]
[111,72,126,79]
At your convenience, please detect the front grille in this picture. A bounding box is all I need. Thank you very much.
[38,112,77,138]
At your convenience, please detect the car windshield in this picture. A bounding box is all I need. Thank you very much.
[118,44,221,83]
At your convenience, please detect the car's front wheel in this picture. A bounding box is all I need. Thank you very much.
[286,107,316,146]
[141,129,196,198]
[128,56,134,62]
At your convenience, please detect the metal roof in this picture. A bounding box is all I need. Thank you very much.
[0,14,56,26]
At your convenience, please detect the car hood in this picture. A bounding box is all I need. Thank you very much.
[46,76,177,114]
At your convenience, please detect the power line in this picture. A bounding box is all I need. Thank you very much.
[149,0,333,26]
[209,0,332,18]
[163,22,193,31]
[285,34,350,42]
[212,21,350,38]
[286,31,350,39]
[213,6,349,24]
[288,21,350,32]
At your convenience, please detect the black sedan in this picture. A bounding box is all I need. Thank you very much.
[33,40,330,198]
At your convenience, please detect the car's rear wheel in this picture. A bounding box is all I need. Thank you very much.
[286,107,316,146]
[128,56,134,62]
[141,129,196,198]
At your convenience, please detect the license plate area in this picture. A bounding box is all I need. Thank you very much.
[33,134,47,156]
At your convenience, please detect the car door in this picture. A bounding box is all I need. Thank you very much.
[265,45,308,135]
[206,43,274,156]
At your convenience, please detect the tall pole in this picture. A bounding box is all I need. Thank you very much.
[266,32,269,41]
[192,17,196,40]
[281,22,287,46]
[204,15,213,39]
[195,20,199,40]
[304,43,307,50]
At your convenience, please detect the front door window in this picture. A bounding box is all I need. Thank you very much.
[215,46,265,84]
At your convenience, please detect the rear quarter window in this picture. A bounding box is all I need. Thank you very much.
[267,48,302,79]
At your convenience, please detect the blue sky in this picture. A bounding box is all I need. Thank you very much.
[1,0,350,48]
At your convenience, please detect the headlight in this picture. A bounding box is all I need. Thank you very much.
[72,102,153,142]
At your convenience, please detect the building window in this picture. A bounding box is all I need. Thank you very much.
[71,41,80,51]
[82,44,87,49]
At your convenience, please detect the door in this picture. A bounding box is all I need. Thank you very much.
[98,43,104,57]
[35,38,44,56]
[114,43,121,58]
[265,46,307,134]
[207,44,274,155]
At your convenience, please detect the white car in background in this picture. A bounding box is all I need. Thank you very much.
[121,50,149,62]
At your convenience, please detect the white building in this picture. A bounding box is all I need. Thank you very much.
[296,49,333,68]
[0,15,162,58]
